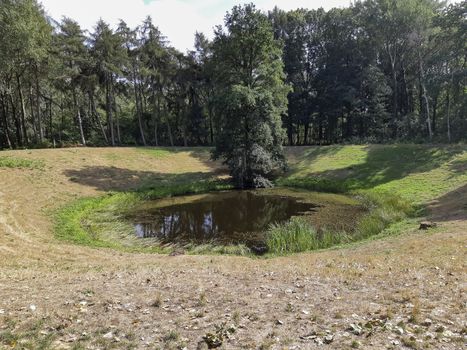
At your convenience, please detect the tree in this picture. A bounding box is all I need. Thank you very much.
[90,19,126,146]
[212,4,289,188]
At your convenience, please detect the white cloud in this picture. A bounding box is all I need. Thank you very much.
[40,0,459,52]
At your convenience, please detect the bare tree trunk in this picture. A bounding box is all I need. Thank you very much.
[152,90,159,146]
[166,117,174,147]
[106,78,115,146]
[387,48,398,137]
[0,94,12,148]
[115,102,121,144]
[419,56,432,141]
[446,87,451,143]
[73,89,86,146]
[34,65,43,142]
[15,75,28,144]
[432,94,438,134]
[8,92,22,147]
[89,92,108,144]
[132,67,146,146]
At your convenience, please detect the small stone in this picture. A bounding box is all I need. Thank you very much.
[394,326,404,335]
[324,335,334,344]
[302,310,310,315]
[348,323,363,335]
[103,332,113,339]
[276,320,284,325]
[391,340,400,345]
[0,309,4,314]
[442,330,454,338]
[29,304,36,312]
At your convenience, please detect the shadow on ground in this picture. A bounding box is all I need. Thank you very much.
[428,184,467,222]
[287,144,466,191]
[64,166,221,192]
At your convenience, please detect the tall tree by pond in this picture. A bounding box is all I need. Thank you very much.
[211,4,289,188]
[0,0,465,151]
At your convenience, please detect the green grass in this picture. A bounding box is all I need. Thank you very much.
[0,156,43,169]
[55,179,234,254]
[284,144,467,205]
[55,144,466,256]
[266,191,413,255]
[138,146,211,159]
[266,217,346,254]
[267,144,466,254]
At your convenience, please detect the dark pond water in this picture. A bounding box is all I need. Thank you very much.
[128,190,319,248]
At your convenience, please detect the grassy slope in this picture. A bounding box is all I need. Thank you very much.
[283,144,467,205]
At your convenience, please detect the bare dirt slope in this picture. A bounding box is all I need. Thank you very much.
[0,147,465,349]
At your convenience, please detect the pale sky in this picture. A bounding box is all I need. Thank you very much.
[40,0,353,52]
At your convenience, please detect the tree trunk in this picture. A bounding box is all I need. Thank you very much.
[0,94,12,148]
[432,94,438,134]
[34,65,43,142]
[106,77,115,146]
[166,118,174,147]
[446,88,451,143]
[208,104,214,145]
[387,48,398,137]
[115,103,121,144]
[73,89,86,146]
[303,122,309,145]
[8,92,22,147]
[132,67,146,146]
[419,56,432,141]
[89,92,108,144]
[16,75,28,145]
[153,91,159,146]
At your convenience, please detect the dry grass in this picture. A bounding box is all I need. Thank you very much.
[0,146,465,349]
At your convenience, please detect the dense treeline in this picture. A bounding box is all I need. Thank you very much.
[0,0,465,150]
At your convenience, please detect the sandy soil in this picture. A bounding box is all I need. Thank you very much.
[0,147,465,349]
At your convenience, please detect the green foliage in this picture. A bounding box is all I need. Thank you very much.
[212,3,289,188]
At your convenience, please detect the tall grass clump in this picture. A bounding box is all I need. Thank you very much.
[266,217,348,254]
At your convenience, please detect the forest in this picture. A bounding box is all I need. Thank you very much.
[0,0,465,150]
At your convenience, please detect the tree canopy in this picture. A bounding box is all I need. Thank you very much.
[0,0,465,154]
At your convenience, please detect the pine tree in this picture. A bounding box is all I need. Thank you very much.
[212,4,290,188]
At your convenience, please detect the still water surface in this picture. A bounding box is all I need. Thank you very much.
[131,190,318,247]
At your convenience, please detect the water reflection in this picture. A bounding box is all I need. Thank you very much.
[132,191,318,246]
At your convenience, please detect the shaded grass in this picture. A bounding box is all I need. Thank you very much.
[0,156,43,169]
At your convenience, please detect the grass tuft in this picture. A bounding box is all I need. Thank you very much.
[0,156,43,169]
[266,217,349,254]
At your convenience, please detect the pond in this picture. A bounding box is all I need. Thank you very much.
[125,188,363,251]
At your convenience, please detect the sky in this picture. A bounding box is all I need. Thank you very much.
[40,0,354,52]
